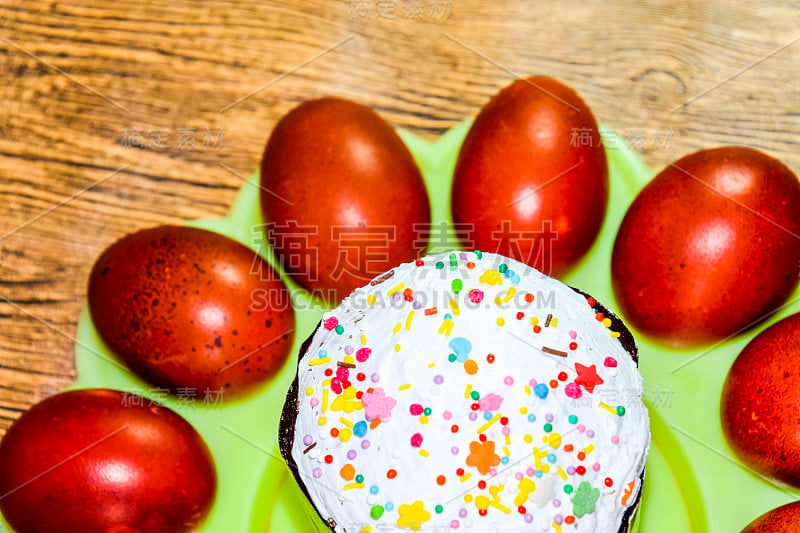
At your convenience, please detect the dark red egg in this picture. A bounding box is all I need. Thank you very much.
[721,312,800,487]
[741,501,800,532]
[260,97,431,305]
[612,147,800,347]
[451,76,608,277]
[88,225,294,397]
[0,389,216,533]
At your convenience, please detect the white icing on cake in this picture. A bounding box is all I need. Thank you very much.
[287,251,650,532]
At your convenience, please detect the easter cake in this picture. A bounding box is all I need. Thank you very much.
[279,250,649,532]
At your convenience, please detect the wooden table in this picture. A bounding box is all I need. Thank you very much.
[1,0,798,436]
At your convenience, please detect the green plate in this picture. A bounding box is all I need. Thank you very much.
[3,120,799,533]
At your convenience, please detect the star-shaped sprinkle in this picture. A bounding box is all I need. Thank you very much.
[574,363,604,393]
[572,481,600,518]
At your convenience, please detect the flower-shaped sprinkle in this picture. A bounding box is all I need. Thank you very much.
[465,439,501,475]
[478,393,503,412]
[361,388,396,421]
[396,500,431,531]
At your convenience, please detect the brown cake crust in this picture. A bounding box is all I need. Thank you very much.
[279,284,646,532]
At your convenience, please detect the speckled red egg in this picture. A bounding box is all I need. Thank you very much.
[741,501,800,532]
[88,225,294,398]
[260,97,431,306]
[451,76,608,277]
[721,312,800,487]
[0,389,216,533]
[612,147,800,347]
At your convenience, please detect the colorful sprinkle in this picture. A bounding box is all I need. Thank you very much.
[452,279,463,295]
[340,464,355,480]
[542,346,568,357]
[468,289,484,303]
[572,481,600,518]
[387,283,405,297]
[464,359,478,375]
[397,501,431,530]
[466,440,501,475]
[565,382,582,399]
[449,299,461,316]
[533,384,549,399]
[362,388,397,421]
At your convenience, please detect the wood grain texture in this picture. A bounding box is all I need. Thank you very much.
[1,0,799,436]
